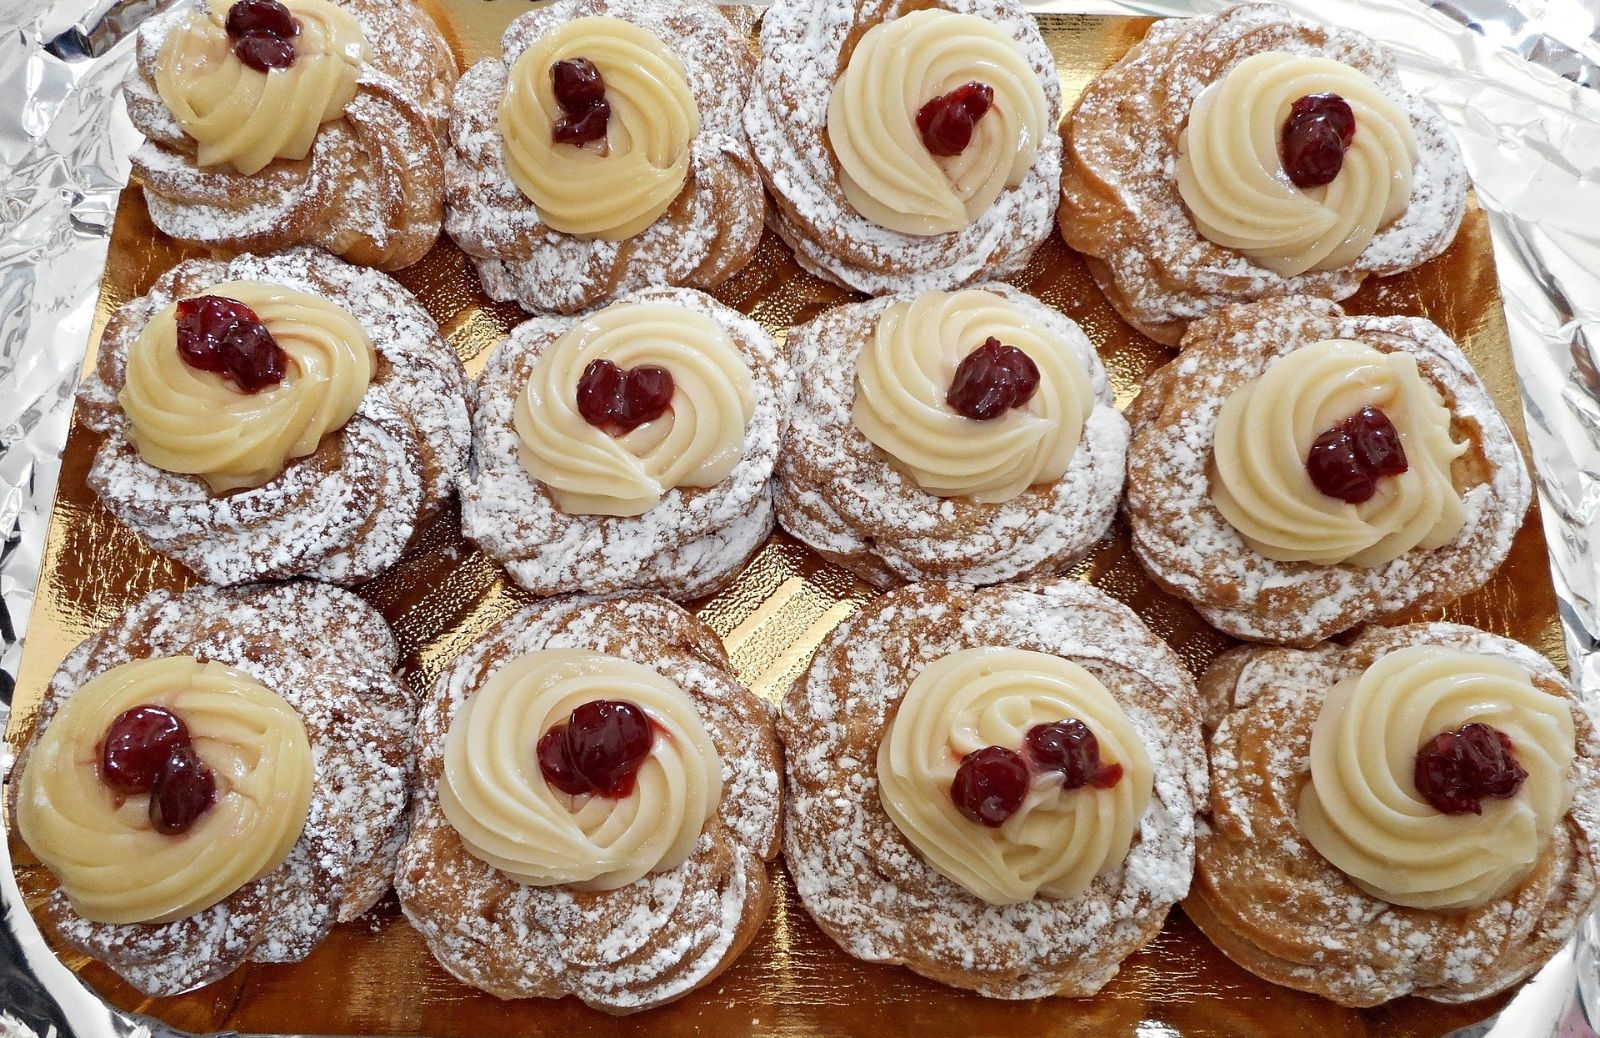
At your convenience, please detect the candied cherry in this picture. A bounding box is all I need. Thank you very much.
[576,358,675,433]
[916,81,994,157]
[550,57,610,145]
[1281,92,1356,189]
[537,700,655,799]
[100,705,191,794]
[1305,405,1408,504]
[225,0,299,72]
[176,295,288,393]
[949,745,1029,827]
[1024,719,1124,791]
[946,337,1040,421]
[1414,722,1527,815]
[149,744,217,835]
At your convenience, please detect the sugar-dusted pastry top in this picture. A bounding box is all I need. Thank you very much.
[1298,646,1576,910]
[154,0,369,176]
[119,280,375,493]
[1210,338,1466,567]
[827,8,1049,236]
[16,656,312,926]
[514,299,756,517]
[1176,52,1417,277]
[499,15,699,239]
[876,647,1152,906]
[852,289,1094,505]
[438,649,722,891]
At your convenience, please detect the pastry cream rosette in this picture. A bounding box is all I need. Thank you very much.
[154,0,369,177]
[826,9,1050,236]
[438,649,723,891]
[515,300,756,517]
[14,656,314,926]
[119,280,376,493]
[500,16,699,240]
[876,647,1154,906]
[1176,51,1418,277]
[1210,338,1467,568]
[1298,646,1577,910]
[852,289,1094,504]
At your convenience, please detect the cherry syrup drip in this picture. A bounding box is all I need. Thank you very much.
[225,0,299,72]
[175,295,288,393]
[99,705,217,835]
[949,720,1124,827]
[916,81,994,157]
[946,337,1041,421]
[1281,92,1356,189]
[1305,405,1408,504]
[575,358,674,433]
[550,58,610,145]
[537,700,655,799]
[1414,722,1527,815]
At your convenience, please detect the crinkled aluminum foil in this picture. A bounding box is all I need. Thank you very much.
[0,0,1596,1035]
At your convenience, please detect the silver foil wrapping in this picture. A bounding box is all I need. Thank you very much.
[0,0,1595,1035]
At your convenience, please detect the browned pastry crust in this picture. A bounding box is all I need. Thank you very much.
[1124,295,1530,646]
[444,0,765,314]
[125,0,455,271]
[1188,622,1600,1006]
[1058,4,1467,345]
[76,247,471,586]
[780,578,1206,998]
[773,284,1128,587]
[394,592,781,1013]
[7,582,414,996]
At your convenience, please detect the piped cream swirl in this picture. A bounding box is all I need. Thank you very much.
[1298,646,1576,909]
[877,647,1153,906]
[1210,339,1467,568]
[852,289,1094,504]
[14,656,314,925]
[515,301,755,517]
[826,9,1050,236]
[438,649,723,891]
[155,0,368,176]
[120,280,376,492]
[500,16,699,240]
[1176,51,1418,276]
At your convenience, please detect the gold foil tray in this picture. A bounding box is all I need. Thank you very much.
[4,6,1564,1037]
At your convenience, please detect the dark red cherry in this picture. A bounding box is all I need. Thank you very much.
[225,0,298,41]
[148,744,217,835]
[1413,722,1527,815]
[949,745,1029,827]
[536,727,589,797]
[175,295,288,393]
[233,32,296,72]
[916,81,994,157]
[1024,719,1124,791]
[1281,92,1356,189]
[100,705,191,795]
[575,358,674,433]
[946,336,1041,421]
[553,100,611,146]
[551,58,605,111]
[1306,406,1408,504]
[563,700,655,798]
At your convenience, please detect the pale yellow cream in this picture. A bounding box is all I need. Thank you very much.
[438,649,722,890]
[1298,646,1576,910]
[15,656,313,925]
[877,647,1153,906]
[499,16,699,240]
[515,301,755,516]
[1210,339,1467,568]
[852,289,1094,503]
[1176,51,1418,277]
[826,9,1050,236]
[154,0,368,176]
[119,280,375,492]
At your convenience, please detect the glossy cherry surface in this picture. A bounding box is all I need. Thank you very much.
[1305,405,1409,504]
[1414,722,1527,815]
[949,745,1029,827]
[148,744,217,835]
[176,295,288,393]
[100,705,191,794]
[576,358,674,433]
[916,81,994,157]
[550,57,610,145]
[1024,719,1124,791]
[946,337,1041,421]
[1281,92,1356,189]
[225,0,299,72]
[537,700,655,799]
